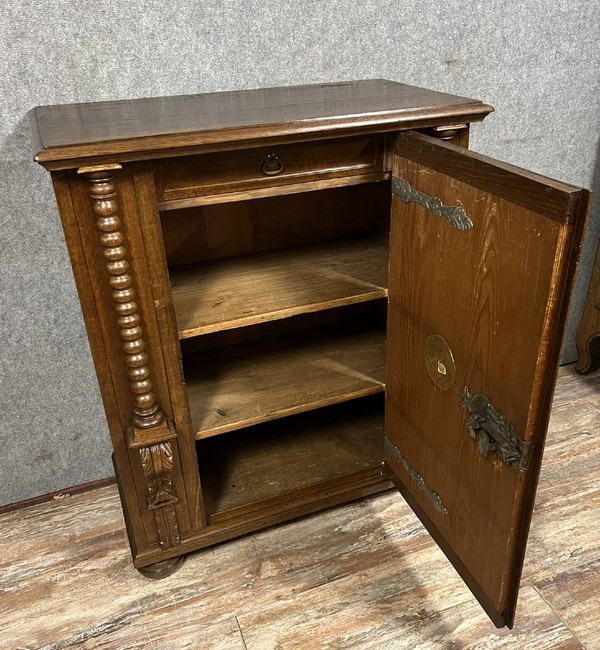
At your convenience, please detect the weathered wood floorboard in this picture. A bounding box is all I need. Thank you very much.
[1,365,598,649]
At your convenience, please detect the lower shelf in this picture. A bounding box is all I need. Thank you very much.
[197,394,385,518]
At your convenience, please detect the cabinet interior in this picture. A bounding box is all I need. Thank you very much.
[198,394,385,519]
[159,179,392,518]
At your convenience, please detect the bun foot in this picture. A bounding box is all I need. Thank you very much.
[137,555,185,579]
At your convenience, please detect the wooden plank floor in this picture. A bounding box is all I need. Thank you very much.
[1,364,599,649]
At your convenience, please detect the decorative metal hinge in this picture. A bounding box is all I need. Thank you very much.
[391,177,473,231]
[385,438,448,514]
[461,387,531,470]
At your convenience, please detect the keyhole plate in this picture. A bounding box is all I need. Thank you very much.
[425,334,456,391]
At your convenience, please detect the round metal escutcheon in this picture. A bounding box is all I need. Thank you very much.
[425,334,456,391]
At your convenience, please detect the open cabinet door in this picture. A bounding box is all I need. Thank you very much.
[385,132,591,628]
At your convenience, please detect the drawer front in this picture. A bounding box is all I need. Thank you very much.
[156,135,383,201]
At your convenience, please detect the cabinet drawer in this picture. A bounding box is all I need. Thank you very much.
[156,135,383,201]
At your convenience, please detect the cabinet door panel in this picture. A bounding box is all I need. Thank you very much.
[385,131,590,627]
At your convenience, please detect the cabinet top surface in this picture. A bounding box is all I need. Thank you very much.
[29,79,493,168]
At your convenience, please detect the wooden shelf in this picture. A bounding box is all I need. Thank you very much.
[185,323,386,439]
[169,236,389,338]
[197,395,385,516]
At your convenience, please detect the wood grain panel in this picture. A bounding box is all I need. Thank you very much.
[169,236,389,337]
[185,324,385,438]
[385,136,589,627]
[178,301,387,356]
[160,182,390,266]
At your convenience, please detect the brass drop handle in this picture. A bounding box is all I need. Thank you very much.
[261,153,284,176]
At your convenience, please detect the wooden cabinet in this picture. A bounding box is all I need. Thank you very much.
[576,240,600,373]
[29,80,591,629]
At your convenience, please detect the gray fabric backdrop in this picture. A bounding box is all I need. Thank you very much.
[1,0,599,505]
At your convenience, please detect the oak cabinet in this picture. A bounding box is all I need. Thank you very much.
[576,238,600,373]
[29,80,591,628]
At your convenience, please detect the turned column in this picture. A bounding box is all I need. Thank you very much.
[80,165,181,551]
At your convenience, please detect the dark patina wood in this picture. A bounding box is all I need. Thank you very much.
[29,79,492,168]
[575,240,600,373]
[30,79,589,629]
[156,134,384,202]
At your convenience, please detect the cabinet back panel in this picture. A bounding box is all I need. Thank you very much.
[160,182,390,266]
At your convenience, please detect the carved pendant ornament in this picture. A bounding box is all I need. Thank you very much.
[392,177,474,231]
[82,166,180,549]
[140,443,181,548]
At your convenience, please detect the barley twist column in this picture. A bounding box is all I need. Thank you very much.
[82,166,180,549]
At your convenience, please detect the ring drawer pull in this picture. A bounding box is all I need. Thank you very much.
[261,154,284,176]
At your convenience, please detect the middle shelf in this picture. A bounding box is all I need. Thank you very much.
[183,319,386,439]
[169,235,389,338]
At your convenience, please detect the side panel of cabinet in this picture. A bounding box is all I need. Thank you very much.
[384,132,590,627]
[51,171,151,554]
[53,164,204,564]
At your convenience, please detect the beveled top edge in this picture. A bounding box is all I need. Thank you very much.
[30,79,493,166]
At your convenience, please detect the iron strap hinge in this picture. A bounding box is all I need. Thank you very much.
[461,387,532,471]
[391,177,473,231]
[384,438,448,514]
